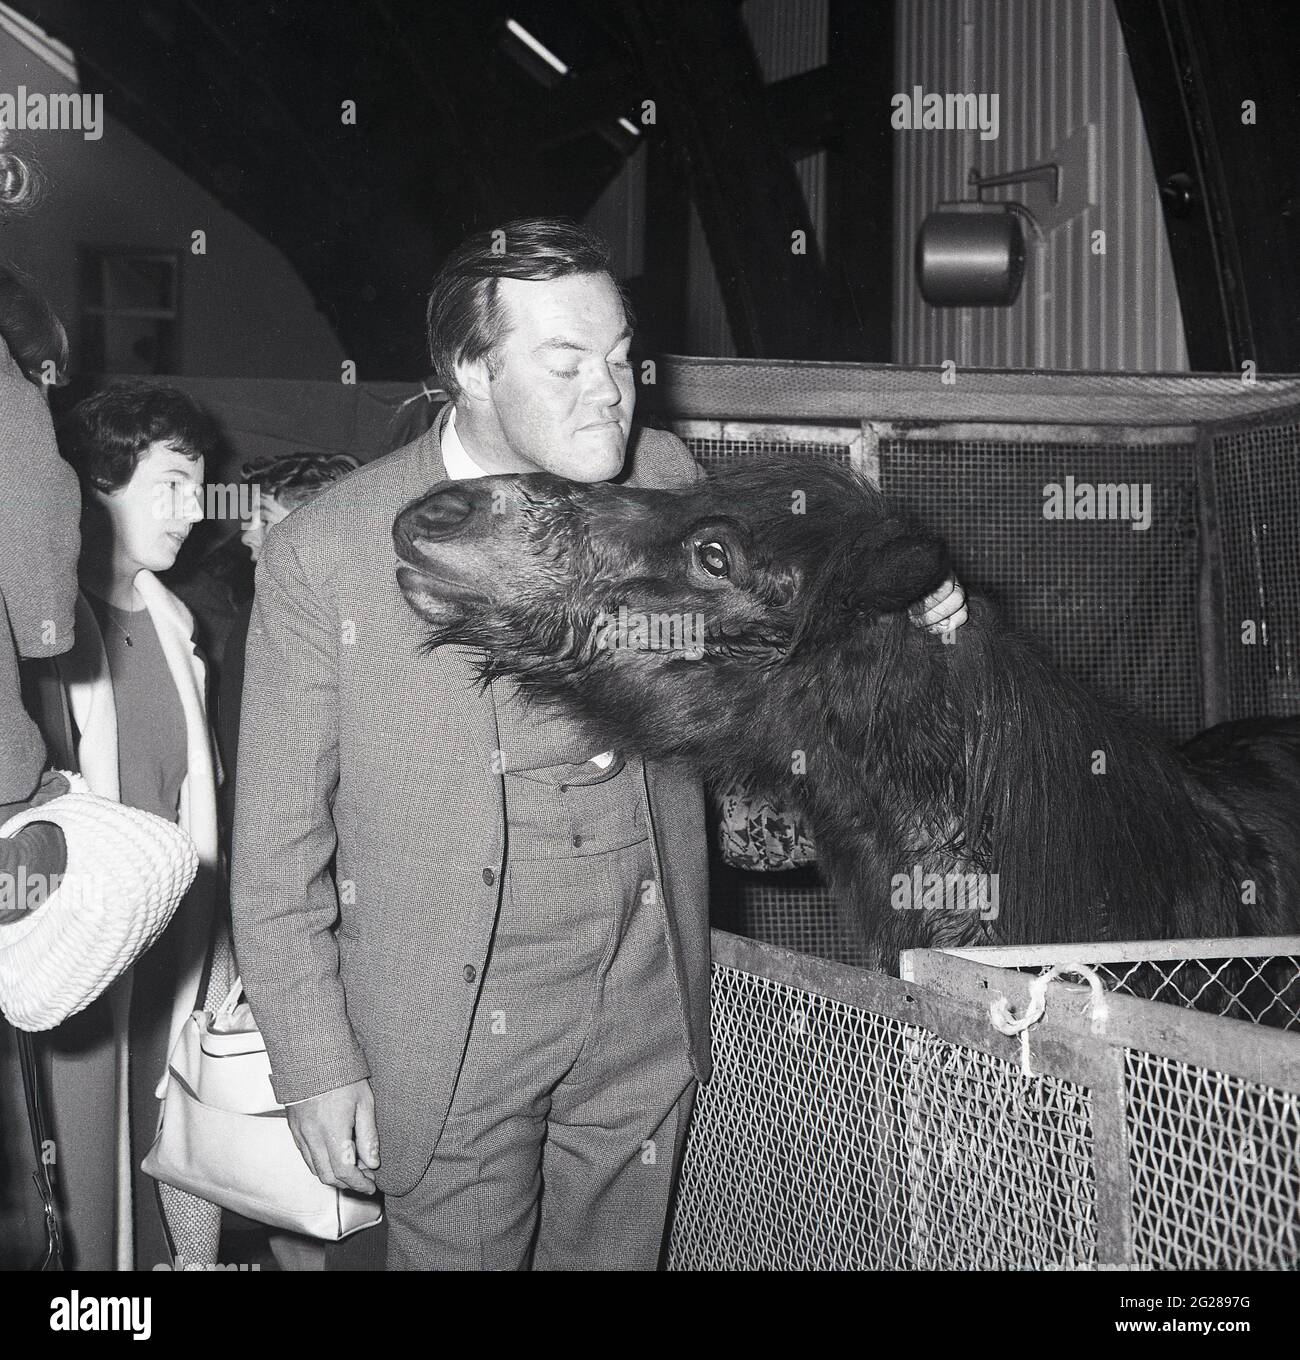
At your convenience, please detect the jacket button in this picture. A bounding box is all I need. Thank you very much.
[558,784,569,793]
[463,964,477,984]
[482,868,495,886]
[571,834,583,848]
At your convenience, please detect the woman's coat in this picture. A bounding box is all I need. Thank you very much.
[60,571,224,1270]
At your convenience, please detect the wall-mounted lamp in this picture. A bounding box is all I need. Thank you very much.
[915,161,1061,307]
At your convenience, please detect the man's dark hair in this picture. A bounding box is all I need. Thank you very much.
[58,382,217,493]
[426,217,630,401]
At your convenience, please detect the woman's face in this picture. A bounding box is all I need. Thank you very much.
[240,491,292,562]
[94,440,204,576]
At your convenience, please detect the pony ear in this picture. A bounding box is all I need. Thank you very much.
[858,529,949,614]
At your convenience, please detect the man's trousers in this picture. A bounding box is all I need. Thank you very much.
[383,832,696,1270]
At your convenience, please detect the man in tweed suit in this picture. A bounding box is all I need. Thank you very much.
[232,219,966,1270]
[231,220,716,1270]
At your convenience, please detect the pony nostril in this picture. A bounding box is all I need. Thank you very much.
[414,488,476,540]
[394,487,479,559]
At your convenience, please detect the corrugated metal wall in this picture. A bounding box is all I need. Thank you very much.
[893,0,1188,370]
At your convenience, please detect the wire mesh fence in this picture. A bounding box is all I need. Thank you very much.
[947,938,1300,1033]
[1213,416,1300,719]
[1072,956,1300,1031]
[667,965,913,1269]
[667,931,1300,1271]
[1125,1049,1300,1269]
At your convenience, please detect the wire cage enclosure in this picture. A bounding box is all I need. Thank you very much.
[667,931,1300,1271]
[649,359,1300,1270]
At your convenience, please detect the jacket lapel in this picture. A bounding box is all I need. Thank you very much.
[401,403,507,872]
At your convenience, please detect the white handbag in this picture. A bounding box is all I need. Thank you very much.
[142,977,384,1241]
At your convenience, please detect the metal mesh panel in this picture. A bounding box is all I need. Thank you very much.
[881,438,1202,738]
[1212,420,1300,717]
[1061,956,1300,1031]
[901,1030,1097,1269]
[684,435,851,469]
[670,939,1300,1270]
[1125,1049,1300,1269]
[667,965,910,1268]
[667,961,1098,1270]
[963,943,1300,1032]
[707,864,864,966]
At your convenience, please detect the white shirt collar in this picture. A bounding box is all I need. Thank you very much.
[440,404,488,480]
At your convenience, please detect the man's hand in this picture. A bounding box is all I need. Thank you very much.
[911,575,968,635]
[285,1079,380,1195]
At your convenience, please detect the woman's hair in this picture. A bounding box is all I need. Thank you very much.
[425,217,630,402]
[58,382,218,492]
[239,451,359,508]
[0,266,69,386]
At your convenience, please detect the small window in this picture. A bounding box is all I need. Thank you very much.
[77,247,180,374]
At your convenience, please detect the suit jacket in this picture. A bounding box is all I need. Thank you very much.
[231,410,711,1197]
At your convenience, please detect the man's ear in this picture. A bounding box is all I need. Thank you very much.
[860,529,949,614]
[454,354,494,404]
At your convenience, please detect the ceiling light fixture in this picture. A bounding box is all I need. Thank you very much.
[505,18,569,77]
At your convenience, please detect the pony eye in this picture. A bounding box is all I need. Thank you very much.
[696,540,730,578]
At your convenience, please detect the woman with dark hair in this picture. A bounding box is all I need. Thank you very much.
[56,382,234,1270]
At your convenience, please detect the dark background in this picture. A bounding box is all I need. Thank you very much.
[8,0,1300,375]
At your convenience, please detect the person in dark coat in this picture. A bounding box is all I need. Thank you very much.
[0,253,85,1269]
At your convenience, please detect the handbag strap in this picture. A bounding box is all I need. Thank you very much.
[13,657,72,1271]
[16,1027,64,1270]
[213,975,245,1025]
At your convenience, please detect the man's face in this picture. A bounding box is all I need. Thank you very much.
[464,271,635,481]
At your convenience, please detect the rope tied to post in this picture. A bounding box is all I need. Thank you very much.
[989,963,1110,1078]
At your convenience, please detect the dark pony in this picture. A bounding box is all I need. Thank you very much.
[394,457,1300,971]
